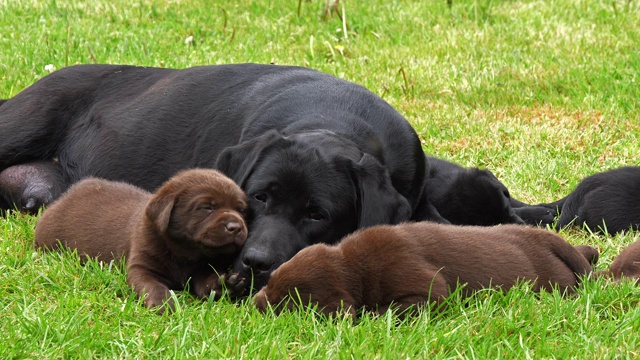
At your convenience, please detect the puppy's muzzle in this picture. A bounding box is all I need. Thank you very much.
[219,212,248,246]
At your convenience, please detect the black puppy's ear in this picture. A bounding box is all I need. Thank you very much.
[215,130,283,186]
[146,192,176,233]
[349,154,412,227]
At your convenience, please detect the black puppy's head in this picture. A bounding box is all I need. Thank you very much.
[216,130,411,292]
[444,168,525,226]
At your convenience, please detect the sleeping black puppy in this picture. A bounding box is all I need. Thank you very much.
[0,63,446,291]
[417,155,556,226]
[546,166,640,234]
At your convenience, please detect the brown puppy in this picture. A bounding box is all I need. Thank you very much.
[255,222,595,317]
[35,168,248,313]
[609,239,640,280]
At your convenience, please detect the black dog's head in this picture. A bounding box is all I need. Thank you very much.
[216,130,411,292]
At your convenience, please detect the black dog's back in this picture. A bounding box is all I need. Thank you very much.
[0,65,176,169]
[551,166,640,234]
[0,64,428,213]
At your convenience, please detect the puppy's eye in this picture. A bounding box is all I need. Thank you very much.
[306,209,325,221]
[254,193,268,203]
[199,203,216,212]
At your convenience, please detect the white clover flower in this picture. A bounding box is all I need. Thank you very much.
[44,64,55,72]
[185,36,194,45]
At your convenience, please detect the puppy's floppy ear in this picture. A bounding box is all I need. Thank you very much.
[348,153,412,227]
[146,190,176,234]
[215,130,283,187]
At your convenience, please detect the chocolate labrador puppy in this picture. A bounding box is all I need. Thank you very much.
[609,238,640,280]
[255,222,595,317]
[35,168,248,313]
[546,166,640,234]
[0,64,446,291]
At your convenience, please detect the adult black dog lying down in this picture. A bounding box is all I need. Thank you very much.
[0,63,448,291]
[413,155,556,226]
[545,166,640,234]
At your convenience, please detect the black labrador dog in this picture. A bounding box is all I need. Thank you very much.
[545,166,640,234]
[0,63,447,291]
[414,155,556,226]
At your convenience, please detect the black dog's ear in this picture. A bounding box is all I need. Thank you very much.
[348,154,412,227]
[215,130,283,187]
[146,191,176,234]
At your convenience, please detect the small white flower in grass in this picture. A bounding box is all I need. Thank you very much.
[44,64,55,72]
[185,35,194,45]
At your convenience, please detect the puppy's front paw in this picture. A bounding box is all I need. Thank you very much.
[514,206,557,227]
[144,291,175,315]
[220,273,246,298]
[192,272,224,300]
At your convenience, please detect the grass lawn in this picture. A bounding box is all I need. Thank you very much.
[1,0,639,358]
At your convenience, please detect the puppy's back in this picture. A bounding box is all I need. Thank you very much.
[399,223,592,293]
[498,225,593,290]
[35,177,150,261]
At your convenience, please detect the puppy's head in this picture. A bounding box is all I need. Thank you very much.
[254,244,356,318]
[447,168,524,226]
[145,168,248,259]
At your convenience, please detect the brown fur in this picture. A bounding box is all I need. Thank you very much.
[574,244,600,265]
[255,222,595,318]
[609,239,640,280]
[35,168,248,313]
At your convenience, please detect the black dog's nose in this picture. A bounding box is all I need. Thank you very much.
[242,248,274,273]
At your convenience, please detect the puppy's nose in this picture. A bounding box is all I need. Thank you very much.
[242,249,274,273]
[225,221,243,235]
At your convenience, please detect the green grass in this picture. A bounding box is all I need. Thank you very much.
[1,0,640,357]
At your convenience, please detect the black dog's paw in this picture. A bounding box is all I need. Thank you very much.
[220,273,246,298]
[514,206,557,227]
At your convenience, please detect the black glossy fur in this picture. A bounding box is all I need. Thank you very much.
[422,155,556,226]
[546,166,640,234]
[0,63,445,291]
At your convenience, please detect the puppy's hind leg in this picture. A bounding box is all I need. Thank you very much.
[573,244,599,266]
[378,270,450,319]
